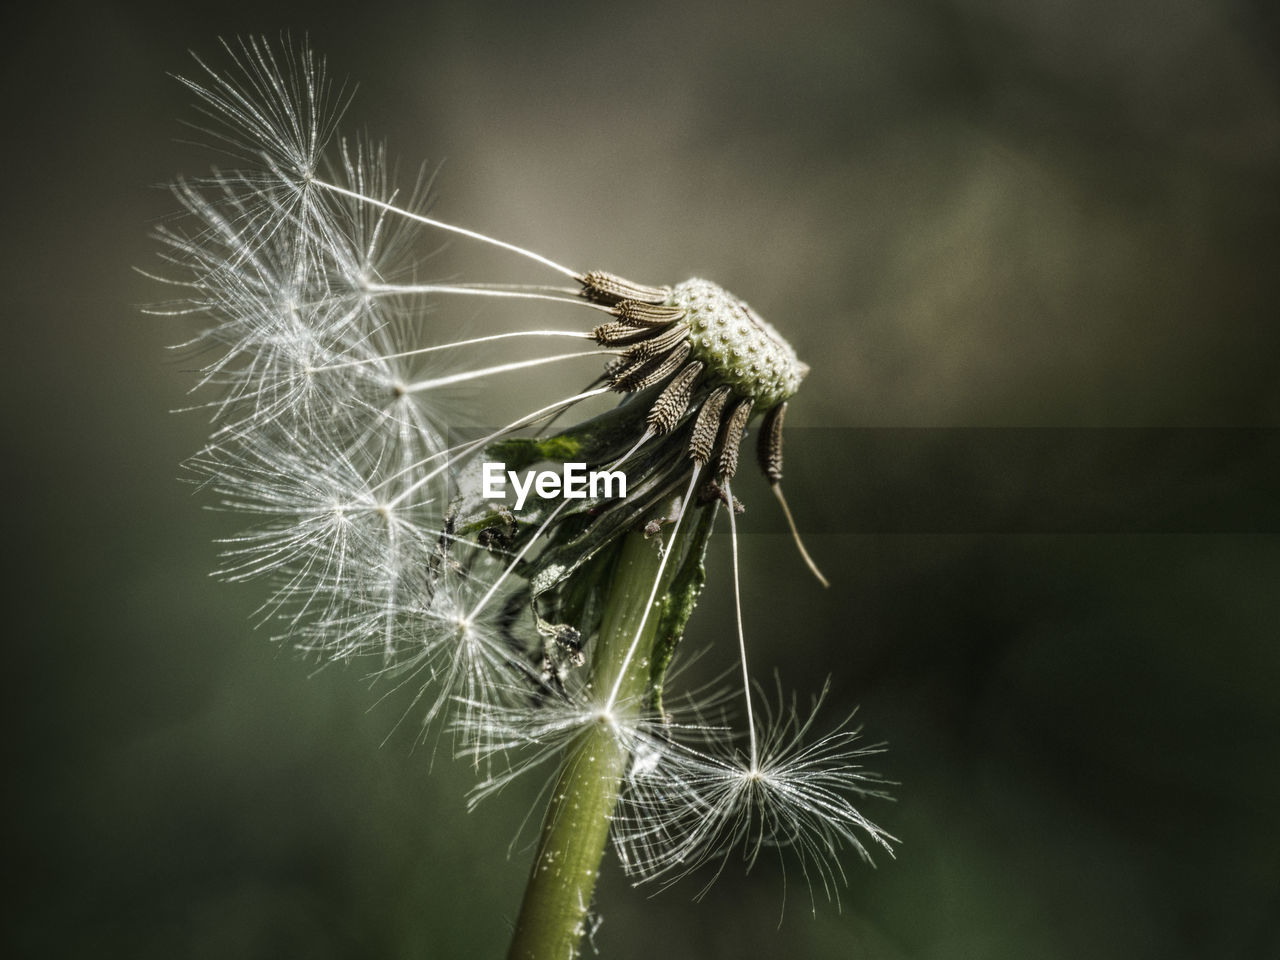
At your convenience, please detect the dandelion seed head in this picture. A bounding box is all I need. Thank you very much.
[157,35,892,921]
[670,278,808,409]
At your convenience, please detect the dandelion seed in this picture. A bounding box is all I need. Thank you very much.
[366,573,521,743]
[615,696,896,905]
[607,484,892,906]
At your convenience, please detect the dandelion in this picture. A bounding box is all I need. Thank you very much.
[153,35,894,959]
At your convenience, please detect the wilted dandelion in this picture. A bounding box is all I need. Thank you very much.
[152,35,894,958]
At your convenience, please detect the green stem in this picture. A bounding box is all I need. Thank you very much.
[506,529,673,960]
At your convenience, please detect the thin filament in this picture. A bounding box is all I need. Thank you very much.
[306,329,594,374]
[311,178,581,279]
[403,351,611,394]
[723,479,759,769]
[771,484,830,588]
[364,282,611,311]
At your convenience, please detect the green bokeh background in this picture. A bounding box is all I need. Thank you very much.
[7,1,1279,957]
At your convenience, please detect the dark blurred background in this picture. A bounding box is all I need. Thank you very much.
[6,0,1279,957]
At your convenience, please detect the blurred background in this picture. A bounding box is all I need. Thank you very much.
[6,0,1279,957]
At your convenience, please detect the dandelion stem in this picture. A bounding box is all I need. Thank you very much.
[603,466,701,710]
[507,527,689,960]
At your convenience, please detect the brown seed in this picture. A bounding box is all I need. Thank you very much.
[621,323,688,363]
[690,385,732,464]
[757,401,786,483]
[615,300,685,326]
[609,341,692,391]
[716,397,754,481]
[592,321,658,347]
[579,270,671,305]
[646,361,704,434]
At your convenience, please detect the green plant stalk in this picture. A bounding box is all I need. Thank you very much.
[506,528,677,960]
